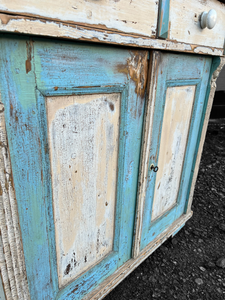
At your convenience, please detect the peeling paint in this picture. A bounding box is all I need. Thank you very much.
[0,14,223,56]
[47,93,120,287]
[0,14,12,25]
[117,50,148,99]
[0,0,158,37]
[25,40,33,74]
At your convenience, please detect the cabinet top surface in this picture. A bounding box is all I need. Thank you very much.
[0,0,224,56]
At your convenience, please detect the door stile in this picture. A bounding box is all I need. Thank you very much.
[132,51,158,259]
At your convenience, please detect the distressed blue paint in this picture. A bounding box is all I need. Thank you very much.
[0,36,54,299]
[0,36,147,299]
[157,0,170,39]
[36,85,128,299]
[140,52,212,251]
[185,56,222,213]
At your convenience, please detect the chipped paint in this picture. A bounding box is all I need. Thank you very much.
[25,40,33,73]
[0,100,30,300]
[0,14,223,56]
[85,212,193,300]
[169,0,225,49]
[0,0,158,37]
[152,85,195,220]
[117,51,148,99]
[46,93,120,287]
[0,13,11,25]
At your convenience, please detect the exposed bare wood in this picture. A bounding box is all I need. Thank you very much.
[0,13,223,56]
[187,57,225,213]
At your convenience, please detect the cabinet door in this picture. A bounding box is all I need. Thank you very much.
[135,51,211,252]
[0,36,148,299]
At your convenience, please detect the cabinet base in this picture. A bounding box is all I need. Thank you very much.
[84,211,193,300]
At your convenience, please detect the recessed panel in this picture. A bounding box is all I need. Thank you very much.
[46,93,120,288]
[152,85,195,220]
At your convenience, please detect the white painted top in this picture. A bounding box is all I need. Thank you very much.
[0,0,159,37]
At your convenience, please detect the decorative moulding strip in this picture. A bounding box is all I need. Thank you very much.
[0,13,223,57]
[0,101,30,300]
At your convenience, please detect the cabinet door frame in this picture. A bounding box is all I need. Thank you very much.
[133,51,212,257]
[36,84,132,299]
[0,36,148,299]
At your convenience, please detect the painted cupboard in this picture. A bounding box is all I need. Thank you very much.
[0,0,224,299]
[134,52,212,256]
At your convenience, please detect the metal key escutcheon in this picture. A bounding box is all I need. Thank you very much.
[150,164,159,172]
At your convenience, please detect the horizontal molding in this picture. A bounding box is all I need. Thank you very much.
[0,13,223,56]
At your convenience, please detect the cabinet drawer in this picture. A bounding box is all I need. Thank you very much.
[0,0,158,37]
[169,0,225,49]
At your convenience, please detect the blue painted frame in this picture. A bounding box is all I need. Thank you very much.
[36,85,130,299]
[140,52,212,251]
[140,79,201,249]
[0,35,147,299]
[184,56,222,213]
[157,0,170,39]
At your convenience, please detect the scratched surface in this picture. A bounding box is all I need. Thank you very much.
[0,0,158,37]
[47,93,120,287]
[0,36,148,299]
[139,52,211,251]
[152,85,195,220]
[0,13,224,56]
